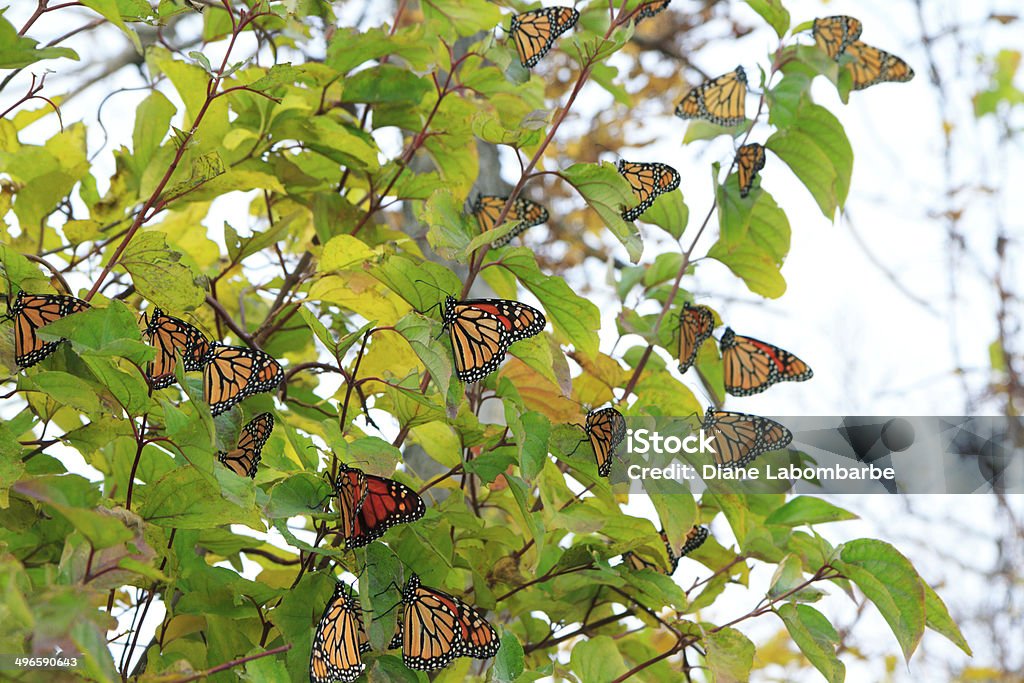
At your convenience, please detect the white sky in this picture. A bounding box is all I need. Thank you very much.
[2,0,1022,681]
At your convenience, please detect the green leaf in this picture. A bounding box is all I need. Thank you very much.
[492,630,525,682]
[0,9,79,68]
[765,496,858,526]
[497,248,600,356]
[140,466,263,530]
[120,231,206,311]
[921,579,972,656]
[132,91,175,176]
[766,101,852,219]
[745,0,790,38]
[705,627,755,683]
[638,188,689,239]
[421,189,473,262]
[24,371,102,414]
[569,635,627,682]
[835,539,926,660]
[161,151,226,203]
[777,603,845,683]
[562,162,643,263]
[13,477,132,549]
[264,473,330,519]
[707,185,791,298]
[395,312,452,401]
[517,411,550,481]
[341,65,432,105]
[326,25,439,74]
[80,0,143,51]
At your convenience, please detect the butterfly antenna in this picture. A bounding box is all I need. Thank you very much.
[372,579,402,601]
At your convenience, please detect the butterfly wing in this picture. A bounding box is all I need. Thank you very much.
[703,407,792,467]
[454,601,500,659]
[309,582,368,683]
[674,67,747,127]
[203,343,283,416]
[345,469,426,548]
[473,195,550,247]
[677,524,709,558]
[335,465,368,541]
[842,40,915,90]
[720,327,813,397]
[623,529,677,574]
[677,303,714,374]
[398,575,465,670]
[617,160,681,221]
[443,297,546,383]
[144,308,211,389]
[510,7,579,68]
[10,291,90,368]
[736,143,767,198]
[635,0,671,23]
[586,407,626,477]
[217,412,274,478]
[812,15,863,59]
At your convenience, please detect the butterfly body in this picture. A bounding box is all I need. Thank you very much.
[617,159,681,221]
[309,581,370,683]
[510,7,579,68]
[720,327,812,397]
[472,195,549,247]
[143,308,211,389]
[390,573,499,670]
[441,296,546,383]
[6,291,90,368]
[217,412,274,478]
[334,463,425,548]
[702,407,792,468]
[585,407,627,477]
[202,342,283,416]
[677,303,714,374]
[674,67,747,127]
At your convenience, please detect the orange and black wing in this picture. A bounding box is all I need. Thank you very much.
[634,0,671,23]
[394,574,465,670]
[617,160,681,221]
[735,143,767,198]
[677,303,714,374]
[338,465,426,548]
[143,308,211,389]
[842,40,914,90]
[676,524,709,558]
[719,327,812,397]
[586,407,626,477]
[812,15,862,60]
[203,343,283,416]
[217,412,274,478]
[674,66,747,127]
[703,407,792,468]
[309,581,370,683]
[7,291,90,368]
[442,296,546,383]
[334,465,368,541]
[510,7,579,68]
[473,195,549,247]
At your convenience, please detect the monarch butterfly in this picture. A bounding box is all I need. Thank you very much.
[472,195,549,248]
[510,7,579,68]
[217,412,274,478]
[677,302,714,374]
[202,342,283,416]
[674,66,748,127]
[585,407,626,477]
[309,580,370,683]
[142,308,211,389]
[333,463,426,548]
[720,327,813,397]
[841,41,915,90]
[440,296,546,383]
[702,407,792,468]
[624,525,709,574]
[3,291,90,368]
[389,573,500,670]
[634,0,671,23]
[617,160,681,221]
[812,15,863,60]
[735,143,767,198]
